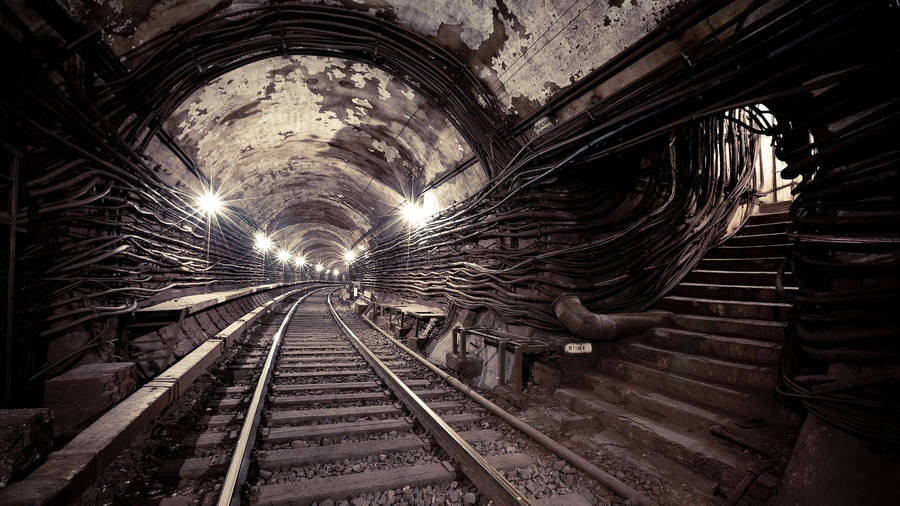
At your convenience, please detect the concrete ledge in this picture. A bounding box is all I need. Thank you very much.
[44,363,141,437]
[151,340,225,400]
[0,408,54,488]
[53,385,171,473]
[129,284,307,378]
[136,283,292,316]
[0,452,96,505]
[0,288,303,505]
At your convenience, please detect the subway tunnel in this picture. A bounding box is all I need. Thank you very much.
[0,1,898,505]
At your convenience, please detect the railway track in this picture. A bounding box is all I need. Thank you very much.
[134,289,608,505]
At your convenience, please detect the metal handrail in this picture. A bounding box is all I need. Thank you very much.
[216,288,320,506]
[327,290,532,506]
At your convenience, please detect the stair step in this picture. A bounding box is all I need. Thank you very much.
[670,314,786,340]
[699,257,787,271]
[672,282,796,302]
[649,328,781,364]
[735,220,791,235]
[583,372,733,432]
[620,343,776,390]
[726,232,788,246]
[709,243,792,258]
[659,296,790,321]
[757,201,792,214]
[747,211,790,225]
[685,270,794,286]
[553,388,760,488]
[594,358,797,424]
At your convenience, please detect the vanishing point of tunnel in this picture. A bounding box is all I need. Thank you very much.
[0,1,898,505]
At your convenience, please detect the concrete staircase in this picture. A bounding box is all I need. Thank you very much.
[550,202,801,504]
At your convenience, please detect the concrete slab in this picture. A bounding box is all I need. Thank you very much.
[649,327,782,364]
[620,343,777,390]
[137,283,282,315]
[44,362,140,437]
[0,408,54,488]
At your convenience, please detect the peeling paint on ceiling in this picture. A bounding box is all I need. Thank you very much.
[66,0,687,264]
[62,0,687,117]
[146,55,479,265]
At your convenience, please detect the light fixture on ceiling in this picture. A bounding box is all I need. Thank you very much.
[254,232,272,252]
[344,249,356,263]
[294,255,306,267]
[196,188,223,269]
[196,190,223,216]
[315,263,324,272]
[276,249,291,262]
[401,201,429,228]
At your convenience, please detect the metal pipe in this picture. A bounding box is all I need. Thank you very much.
[551,294,668,342]
[358,311,657,506]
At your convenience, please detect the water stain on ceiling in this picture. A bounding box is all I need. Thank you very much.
[146,55,477,266]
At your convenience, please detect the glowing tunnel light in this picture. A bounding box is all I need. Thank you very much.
[315,263,324,272]
[294,255,306,267]
[344,249,356,263]
[196,190,223,216]
[276,249,291,263]
[332,268,340,276]
[254,232,272,252]
[401,201,429,228]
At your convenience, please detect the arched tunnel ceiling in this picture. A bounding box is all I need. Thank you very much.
[61,0,687,116]
[70,0,689,267]
[146,56,478,265]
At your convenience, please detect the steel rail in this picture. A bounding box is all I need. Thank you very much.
[326,289,532,506]
[216,288,322,506]
[356,308,657,506]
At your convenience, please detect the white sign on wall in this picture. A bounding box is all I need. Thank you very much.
[564,342,592,354]
[534,116,554,136]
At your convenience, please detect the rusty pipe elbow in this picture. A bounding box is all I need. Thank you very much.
[552,294,668,342]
